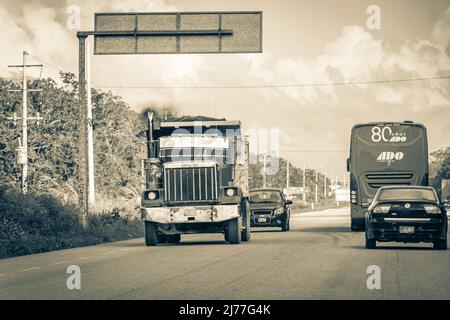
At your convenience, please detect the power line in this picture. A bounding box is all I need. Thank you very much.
[93,75,450,90]
[28,54,65,74]
[4,52,450,90]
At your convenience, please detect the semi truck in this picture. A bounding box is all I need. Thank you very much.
[140,114,251,246]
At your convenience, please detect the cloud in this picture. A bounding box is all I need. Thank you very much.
[0,1,449,175]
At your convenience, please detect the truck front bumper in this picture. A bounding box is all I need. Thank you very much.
[141,204,240,224]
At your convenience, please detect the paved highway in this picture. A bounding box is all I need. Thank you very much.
[1,207,450,299]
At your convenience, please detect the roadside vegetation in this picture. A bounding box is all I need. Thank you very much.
[0,73,448,258]
[0,186,143,259]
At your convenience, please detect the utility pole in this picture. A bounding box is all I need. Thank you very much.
[286,159,290,189]
[324,172,327,199]
[86,41,95,212]
[263,153,267,188]
[7,51,43,194]
[302,164,306,202]
[78,33,88,227]
[315,169,318,203]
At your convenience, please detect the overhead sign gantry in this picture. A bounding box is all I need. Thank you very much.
[76,11,262,222]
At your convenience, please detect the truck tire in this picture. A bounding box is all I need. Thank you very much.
[167,234,181,244]
[281,213,290,231]
[365,237,376,249]
[241,200,251,241]
[227,218,241,244]
[144,221,158,246]
[157,233,167,243]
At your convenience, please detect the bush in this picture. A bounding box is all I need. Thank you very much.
[0,186,143,259]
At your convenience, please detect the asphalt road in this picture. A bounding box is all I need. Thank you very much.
[1,207,450,300]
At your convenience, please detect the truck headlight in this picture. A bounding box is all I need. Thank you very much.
[226,188,236,197]
[144,190,159,201]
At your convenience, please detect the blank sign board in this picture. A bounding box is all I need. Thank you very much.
[94,12,262,54]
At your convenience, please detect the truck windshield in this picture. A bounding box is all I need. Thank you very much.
[377,188,437,201]
[250,191,282,203]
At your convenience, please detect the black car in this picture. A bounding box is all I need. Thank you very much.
[365,186,447,250]
[249,188,293,231]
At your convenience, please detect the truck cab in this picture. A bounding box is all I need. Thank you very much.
[140,114,251,245]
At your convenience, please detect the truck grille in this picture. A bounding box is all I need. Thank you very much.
[164,166,218,203]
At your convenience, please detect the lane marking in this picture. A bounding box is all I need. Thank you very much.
[101,251,116,256]
[79,256,90,260]
[50,260,70,266]
[21,267,41,272]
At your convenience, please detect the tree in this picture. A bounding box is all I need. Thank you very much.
[431,147,450,196]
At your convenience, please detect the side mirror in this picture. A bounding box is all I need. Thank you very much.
[346,158,350,172]
[286,200,293,206]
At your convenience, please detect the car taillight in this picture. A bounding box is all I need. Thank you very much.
[373,205,391,214]
[424,205,440,214]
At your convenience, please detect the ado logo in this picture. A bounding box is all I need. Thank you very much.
[377,152,404,162]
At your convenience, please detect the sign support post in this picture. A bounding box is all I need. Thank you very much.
[76,11,262,223]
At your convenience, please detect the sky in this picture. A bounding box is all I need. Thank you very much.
[1,0,449,178]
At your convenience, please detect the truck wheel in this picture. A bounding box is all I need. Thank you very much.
[227,218,241,244]
[365,237,376,249]
[281,213,290,231]
[144,221,158,246]
[241,200,251,241]
[167,234,181,244]
[433,238,447,250]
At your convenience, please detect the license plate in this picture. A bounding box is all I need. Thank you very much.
[183,208,196,217]
[399,226,414,234]
[258,218,267,223]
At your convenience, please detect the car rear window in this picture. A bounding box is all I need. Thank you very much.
[377,188,437,201]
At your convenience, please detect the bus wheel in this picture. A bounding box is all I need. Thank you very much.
[241,200,251,241]
[144,221,158,246]
[351,221,364,232]
[227,218,242,244]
